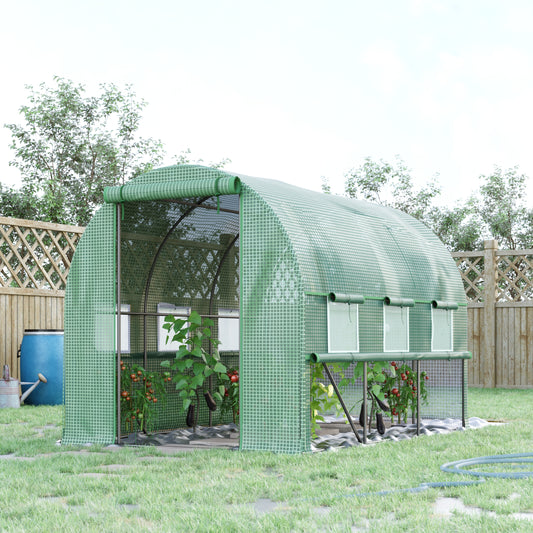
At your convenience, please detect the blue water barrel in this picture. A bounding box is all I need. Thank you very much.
[20,330,64,405]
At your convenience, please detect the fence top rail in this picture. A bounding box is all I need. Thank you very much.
[495,248,533,257]
[451,251,484,258]
[452,248,533,258]
[0,216,85,234]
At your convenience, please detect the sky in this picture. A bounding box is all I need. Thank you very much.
[1,0,533,206]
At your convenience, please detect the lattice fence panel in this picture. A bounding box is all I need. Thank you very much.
[0,217,84,291]
[452,254,485,303]
[496,252,533,302]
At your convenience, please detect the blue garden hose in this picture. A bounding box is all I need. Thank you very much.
[343,453,533,499]
[441,452,533,479]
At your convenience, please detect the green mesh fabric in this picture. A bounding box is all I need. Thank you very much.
[64,165,469,451]
[63,205,116,445]
[103,175,241,203]
[240,187,308,453]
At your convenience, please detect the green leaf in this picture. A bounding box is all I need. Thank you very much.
[213,362,227,374]
[175,360,187,372]
[203,317,214,327]
[175,378,188,390]
[185,359,194,369]
[160,360,171,368]
[189,310,202,325]
[190,374,204,388]
[204,367,214,377]
[183,398,192,412]
[218,385,226,397]
[213,392,222,402]
[371,384,382,397]
[353,362,364,380]
[193,363,205,376]
[219,373,229,381]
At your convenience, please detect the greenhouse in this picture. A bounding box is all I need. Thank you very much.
[62,165,470,453]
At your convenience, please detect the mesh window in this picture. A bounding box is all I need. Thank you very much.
[432,308,454,351]
[328,301,359,352]
[384,306,409,352]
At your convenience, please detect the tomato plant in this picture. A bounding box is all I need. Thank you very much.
[381,361,429,424]
[219,368,240,424]
[161,310,229,428]
[120,360,169,434]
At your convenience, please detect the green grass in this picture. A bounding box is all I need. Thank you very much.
[0,388,532,532]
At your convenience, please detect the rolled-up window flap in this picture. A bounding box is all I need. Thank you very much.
[328,292,365,304]
[103,176,241,203]
[384,296,415,307]
[432,300,459,310]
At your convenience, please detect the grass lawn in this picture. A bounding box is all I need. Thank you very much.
[0,388,532,532]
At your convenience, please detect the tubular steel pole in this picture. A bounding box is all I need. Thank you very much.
[116,203,122,445]
[322,363,363,444]
[416,360,420,436]
[363,362,368,444]
[462,360,466,428]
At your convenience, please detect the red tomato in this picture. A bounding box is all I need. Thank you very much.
[121,391,128,398]
[230,374,239,383]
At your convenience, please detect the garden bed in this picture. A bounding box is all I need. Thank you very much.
[117,417,493,453]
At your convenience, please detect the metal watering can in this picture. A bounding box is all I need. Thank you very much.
[0,365,47,408]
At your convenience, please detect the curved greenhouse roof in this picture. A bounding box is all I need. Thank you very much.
[106,164,465,305]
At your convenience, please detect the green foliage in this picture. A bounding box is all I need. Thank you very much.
[477,166,533,249]
[173,147,231,170]
[120,362,169,434]
[344,155,441,223]
[161,311,228,421]
[4,76,165,226]
[342,157,533,251]
[219,367,240,424]
[0,183,43,220]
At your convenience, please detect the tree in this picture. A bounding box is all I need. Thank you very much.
[343,156,441,224]
[4,77,165,226]
[174,148,231,170]
[336,158,533,252]
[476,166,533,249]
[0,183,44,221]
[426,201,483,252]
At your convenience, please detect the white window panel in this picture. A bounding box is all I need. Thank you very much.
[218,308,239,351]
[157,303,191,352]
[384,305,409,352]
[95,304,130,353]
[432,308,453,351]
[328,301,359,353]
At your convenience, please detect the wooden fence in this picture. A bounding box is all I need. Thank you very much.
[0,217,84,379]
[452,240,533,388]
[1,217,532,388]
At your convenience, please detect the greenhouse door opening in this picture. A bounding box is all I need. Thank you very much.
[115,194,240,439]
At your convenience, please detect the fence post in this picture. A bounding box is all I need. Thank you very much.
[483,239,498,388]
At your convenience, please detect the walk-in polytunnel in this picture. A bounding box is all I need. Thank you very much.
[63,165,471,453]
